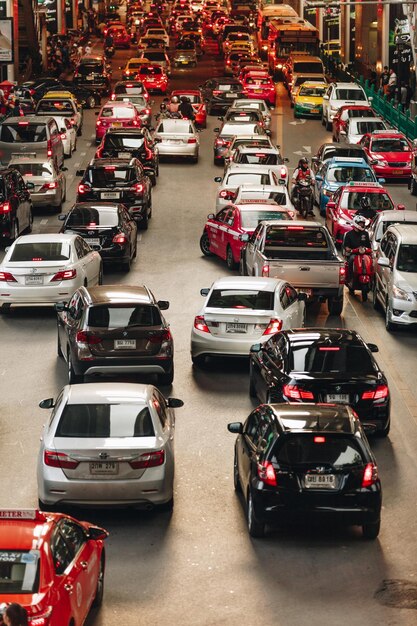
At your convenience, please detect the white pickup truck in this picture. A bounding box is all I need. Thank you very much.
[240,221,345,315]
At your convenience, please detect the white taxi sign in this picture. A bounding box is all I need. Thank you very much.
[0,510,37,520]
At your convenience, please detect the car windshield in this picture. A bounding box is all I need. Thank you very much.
[139,66,162,75]
[238,153,277,165]
[56,404,155,438]
[240,210,288,228]
[77,63,102,76]
[335,89,366,101]
[327,167,374,183]
[288,341,375,373]
[299,86,325,97]
[88,304,162,328]
[9,242,71,262]
[340,191,393,211]
[371,138,411,152]
[114,84,144,94]
[144,52,166,61]
[347,109,374,118]
[101,107,135,119]
[207,289,274,309]
[272,436,364,468]
[355,121,385,134]
[226,173,271,185]
[37,100,74,113]
[293,62,323,73]
[87,168,136,186]
[0,123,47,143]
[11,162,53,177]
[0,550,40,593]
[127,62,146,69]
[103,135,145,150]
[396,244,417,273]
[66,207,119,227]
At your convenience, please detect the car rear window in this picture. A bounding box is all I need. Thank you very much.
[139,66,163,75]
[88,304,162,328]
[217,83,238,91]
[114,83,144,95]
[56,404,155,438]
[103,135,145,150]
[238,153,277,165]
[0,123,47,143]
[11,162,53,177]
[240,209,288,228]
[101,106,135,119]
[239,191,287,204]
[228,112,260,123]
[272,435,364,467]
[335,88,366,101]
[0,550,40,593]
[355,121,385,134]
[293,62,323,74]
[340,191,393,211]
[207,289,274,309]
[37,100,74,114]
[348,109,375,118]
[226,173,271,186]
[66,207,119,227]
[87,167,136,186]
[288,341,375,373]
[327,166,374,183]
[9,242,70,262]
[157,121,193,133]
[77,63,103,76]
[144,52,166,61]
[115,95,147,108]
[264,226,330,260]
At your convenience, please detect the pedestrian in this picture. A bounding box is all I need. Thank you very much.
[400,82,408,107]
[388,68,397,99]
[1,603,28,626]
[369,70,377,90]
[380,65,389,94]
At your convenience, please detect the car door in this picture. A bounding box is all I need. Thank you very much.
[58,290,84,359]
[53,160,65,202]
[385,233,398,306]
[315,163,327,204]
[376,232,395,302]
[238,409,262,496]
[220,207,237,260]
[153,388,174,460]
[279,283,303,329]
[244,223,264,275]
[16,171,32,231]
[207,207,228,257]
[326,186,341,234]
[121,207,137,253]
[257,335,285,402]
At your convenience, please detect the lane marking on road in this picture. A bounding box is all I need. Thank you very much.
[40,219,48,225]
[74,163,80,168]
[80,151,86,156]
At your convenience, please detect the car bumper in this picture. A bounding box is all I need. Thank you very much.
[157,142,198,157]
[0,280,83,306]
[332,222,352,245]
[244,91,276,105]
[373,164,411,178]
[389,296,417,326]
[211,97,240,111]
[30,189,62,207]
[74,355,173,376]
[191,329,269,358]
[294,104,322,117]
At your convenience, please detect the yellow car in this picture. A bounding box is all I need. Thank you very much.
[293,82,327,119]
[121,57,150,80]
[36,91,83,132]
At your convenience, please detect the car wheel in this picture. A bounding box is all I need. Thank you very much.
[247,491,265,538]
[233,450,241,493]
[192,154,199,163]
[327,295,343,316]
[200,231,212,256]
[376,416,390,438]
[410,177,417,196]
[92,555,105,607]
[326,117,332,131]
[86,95,96,109]
[10,219,19,241]
[140,209,149,231]
[226,246,238,270]
[133,241,137,259]
[321,115,325,127]
[239,256,247,276]
[77,126,82,137]
[38,498,56,511]
[159,364,174,385]
[385,300,396,331]
[122,255,131,272]
[362,520,380,540]
[57,328,63,358]
[68,351,82,384]
[191,355,206,368]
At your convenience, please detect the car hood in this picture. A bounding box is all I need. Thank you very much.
[371,151,412,162]
[396,270,417,291]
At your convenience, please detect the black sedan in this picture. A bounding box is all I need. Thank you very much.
[199,77,245,115]
[59,202,137,272]
[228,403,382,539]
[249,328,390,436]
[16,78,101,108]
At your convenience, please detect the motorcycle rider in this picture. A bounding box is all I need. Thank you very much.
[291,157,315,214]
[178,96,195,121]
[104,32,114,51]
[356,195,377,222]
[343,214,371,280]
[166,95,182,118]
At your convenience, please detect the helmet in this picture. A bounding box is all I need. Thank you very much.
[298,157,308,169]
[180,96,188,103]
[171,96,179,104]
[353,215,367,230]
[360,196,371,210]
[160,102,167,111]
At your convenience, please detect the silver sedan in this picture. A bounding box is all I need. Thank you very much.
[9,157,66,210]
[154,118,199,162]
[37,382,184,509]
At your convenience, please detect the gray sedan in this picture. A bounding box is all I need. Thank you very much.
[154,118,199,162]
[9,157,66,210]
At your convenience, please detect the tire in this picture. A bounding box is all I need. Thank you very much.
[361,286,368,303]
[191,155,199,163]
[159,364,174,385]
[92,555,105,608]
[247,491,265,538]
[325,116,332,131]
[191,354,206,368]
[140,210,148,231]
[10,219,19,242]
[68,351,82,384]
[200,231,212,256]
[233,451,241,493]
[362,520,380,540]
[77,125,82,137]
[327,295,343,316]
[150,175,157,187]
[321,115,326,127]
[98,265,103,285]
[376,416,390,438]
[226,246,238,270]
[57,328,63,358]
[86,95,96,109]
[239,256,248,276]
[410,177,417,196]
[372,284,380,310]
[385,300,396,331]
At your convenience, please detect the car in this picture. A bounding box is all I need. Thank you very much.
[199,200,295,268]
[138,48,171,75]
[290,75,327,107]
[241,72,276,107]
[249,328,390,435]
[228,403,382,538]
[293,82,327,118]
[76,158,152,229]
[223,31,253,55]
[200,77,245,115]
[224,50,253,76]
[35,91,83,135]
[95,101,142,143]
[113,93,152,127]
[0,508,108,623]
[144,26,170,46]
[191,276,305,364]
[59,202,138,271]
[16,77,101,108]
[9,157,66,211]
[111,79,150,102]
[214,166,280,211]
[238,63,270,84]
[0,166,33,240]
[95,128,159,185]
[314,156,381,215]
[213,121,268,164]
[368,209,417,252]
[139,34,169,50]
[48,114,77,157]
[222,134,276,166]
[358,130,413,180]
[181,31,206,55]
[174,38,198,66]
[171,89,207,127]
[341,116,388,145]
[120,57,152,80]
[229,98,272,128]
[220,108,266,126]
[73,56,111,95]
[311,142,371,176]
[55,286,175,384]
[332,104,377,143]
[0,116,64,170]
[136,64,169,93]
[0,233,102,309]
[225,146,289,184]
[233,183,294,211]
[322,82,370,131]
[153,118,199,162]
[325,182,397,245]
[373,224,417,331]
[107,24,131,47]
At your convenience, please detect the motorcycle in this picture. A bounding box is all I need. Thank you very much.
[293,177,314,219]
[344,246,374,302]
[104,45,115,58]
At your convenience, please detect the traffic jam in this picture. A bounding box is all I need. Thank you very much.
[1,0,417,624]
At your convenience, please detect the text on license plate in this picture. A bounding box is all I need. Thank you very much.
[118,152,131,158]
[101,192,120,199]
[392,169,403,174]
[311,109,319,113]
[114,339,136,349]
[325,393,349,403]
[297,288,312,297]
[305,474,336,489]
[85,238,100,245]
[226,322,247,333]
[111,122,123,127]
[25,275,44,285]
[226,93,237,98]
[90,462,118,475]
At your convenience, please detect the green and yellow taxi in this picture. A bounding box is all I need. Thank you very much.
[293,82,327,119]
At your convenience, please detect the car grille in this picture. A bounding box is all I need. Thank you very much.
[387,162,408,167]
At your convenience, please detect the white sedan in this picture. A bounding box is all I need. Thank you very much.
[233,183,295,212]
[341,116,388,145]
[154,118,199,162]
[214,166,279,211]
[0,233,102,310]
[191,276,306,366]
[51,115,77,157]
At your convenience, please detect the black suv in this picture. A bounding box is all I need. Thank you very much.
[95,129,159,186]
[76,158,152,229]
[15,78,101,108]
[73,56,111,95]
[228,403,382,539]
[0,167,33,241]
[199,77,245,115]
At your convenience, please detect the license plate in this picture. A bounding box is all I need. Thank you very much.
[226,93,237,98]
[114,339,136,349]
[25,275,44,285]
[254,89,263,94]
[311,109,319,114]
[101,192,120,199]
[297,288,312,297]
[226,322,247,333]
[325,393,349,403]
[111,122,123,128]
[85,238,100,245]
[118,152,131,158]
[305,474,336,489]
[86,76,94,81]
[90,462,118,475]
[167,139,181,144]
[392,169,403,175]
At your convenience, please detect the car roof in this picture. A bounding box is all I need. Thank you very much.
[79,55,103,63]
[103,128,145,135]
[9,157,55,165]
[215,77,241,84]
[284,327,362,343]
[72,202,122,212]
[377,209,417,222]
[227,164,273,174]
[84,285,153,306]
[349,117,384,124]
[15,233,78,243]
[0,510,61,549]
[268,403,358,434]
[333,82,364,89]
[369,131,407,138]
[210,276,284,291]
[42,91,75,99]
[387,224,417,242]
[327,156,368,165]
[259,220,321,228]
[236,183,286,192]
[65,382,153,405]
[2,116,51,124]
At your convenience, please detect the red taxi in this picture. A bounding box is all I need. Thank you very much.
[358,130,413,179]
[95,101,142,142]
[171,89,207,127]
[200,200,294,269]
[332,105,376,142]
[107,25,131,48]
[241,72,276,107]
[325,181,402,245]
[0,509,108,625]
[135,64,168,93]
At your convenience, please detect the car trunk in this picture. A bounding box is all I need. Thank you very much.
[204,308,273,338]
[65,224,119,249]
[287,373,380,406]
[87,325,166,357]
[5,261,71,286]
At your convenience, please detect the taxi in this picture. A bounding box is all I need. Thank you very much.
[136,63,169,93]
[0,509,108,625]
[120,57,151,80]
[293,82,326,119]
[171,89,207,127]
[332,104,376,142]
[241,72,276,107]
[358,130,413,179]
[95,101,142,142]
[36,91,83,133]
[325,181,400,245]
[200,200,294,270]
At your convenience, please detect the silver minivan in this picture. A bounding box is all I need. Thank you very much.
[0,116,64,169]
[373,223,417,330]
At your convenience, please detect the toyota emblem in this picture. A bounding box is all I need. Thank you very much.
[99,452,109,460]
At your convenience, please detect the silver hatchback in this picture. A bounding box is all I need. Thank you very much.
[9,157,66,210]
[37,382,183,509]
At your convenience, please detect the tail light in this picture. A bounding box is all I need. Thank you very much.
[47,140,52,157]
[283,384,314,400]
[132,183,144,193]
[280,167,287,178]
[78,183,90,194]
[44,450,79,470]
[219,190,235,200]
[188,137,197,143]
[60,133,66,140]
[0,271,17,282]
[194,315,210,333]
[257,461,277,486]
[129,450,165,469]
[75,331,102,345]
[362,385,389,401]
[0,201,11,214]
[212,90,222,95]
[362,462,378,488]
[51,269,77,282]
[261,264,269,277]
[29,88,35,95]
[30,607,52,625]
[339,266,346,284]
[39,182,58,191]
[112,233,128,244]
[263,318,283,335]
[149,329,172,344]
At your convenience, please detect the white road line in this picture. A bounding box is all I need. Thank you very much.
[74,163,80,167]
[40,219,48,225]
[80,151,86,156]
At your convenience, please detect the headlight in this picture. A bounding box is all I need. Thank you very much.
[376,160,388,166]
[392,285,412,301]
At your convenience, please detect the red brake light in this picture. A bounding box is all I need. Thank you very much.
[113,233,128,244]
[263,318,283,335]
[282,384,314,400]
[0,201,11,214]
[261,264,269,277]
[319,347,340,351]
[0,271,17,282]
[280,167,287,177]
[104,165,116,170]
[18,121,29,126]
[133,183,144,193]
[314,436,326,443]
[362,462,378,488]
[188,137,197,143]
[339,265,346,284]
[219,189,235,200]
[78,183,89,194]
[40,182,58,191]
[51,269,77,282]
[194,315,210,333]
[257,461,277,486]
[362,385,389,400]
[44,449,79,470]
[75,331,102,345]
[129,450,165,469]
[287,226,304,230]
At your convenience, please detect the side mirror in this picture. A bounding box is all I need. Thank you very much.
[326,201,336,210]
[315,174,323,181]
[213,127,220,133]
[367,343,379,353]
[284,157,289,162]
[378,178,386,184]
[76,169,85,176]
[377,257,390,268]
[25,182,35,190]
[58,214,67,221]
[370,159,378,165]
[207,213,215,219]
[214,177,222,183]
[157,300,169,310]
[54,302,68,312]
[39,398,54,409]
[297,292,307,301]
[250,343,262,353]
[166,397,184,408]
[87,526,109,541]
[200,288,210,296]
[265,129,271,136]
[154,137,162,143]
[61,167,68,172]
[397,204,405,210]
[239,233,250,242]
[323,94,329,100]
[227,422,243,434]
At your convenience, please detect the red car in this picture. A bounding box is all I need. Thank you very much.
[241,72,276,107]
[332,105,376,142]
[358,130,413,179]
[136,64,168,93]
[107,25,131,48]
[95,101,142,142]
[0,508,108,625]
[171,89,207,127]
[200,200,294,269]
[325,181,402,245]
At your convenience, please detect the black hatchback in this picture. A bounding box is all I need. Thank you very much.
[59,202,137,271]
[76,158,152,230]
[249,328,391,436]
[228,403,382,539]
[199,77,245,115]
